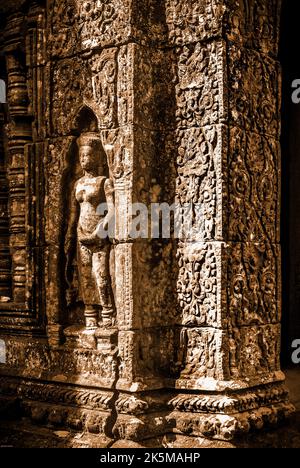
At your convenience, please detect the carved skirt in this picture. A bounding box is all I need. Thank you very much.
[77,242,113,309]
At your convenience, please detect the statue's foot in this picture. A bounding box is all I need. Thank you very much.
[85,321,98,330]
[64,325,97,349]
[99,309,115,328]
[84,306,99,329]
[100,318,114,328]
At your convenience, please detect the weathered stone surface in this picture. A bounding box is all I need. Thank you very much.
[0,0,294,448]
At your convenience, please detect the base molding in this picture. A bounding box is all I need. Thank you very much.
[168,402,295,441]
[0,376,115,436]
[0,375,295,443]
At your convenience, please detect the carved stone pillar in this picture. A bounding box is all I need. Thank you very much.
[0,4,45,333]
[163,0,295,442]
[0,107,11,300]
[3,13,31,304]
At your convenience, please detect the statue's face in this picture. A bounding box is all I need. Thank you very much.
[79,145,97,171]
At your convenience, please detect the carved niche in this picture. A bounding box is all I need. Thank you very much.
[60,107,117,337]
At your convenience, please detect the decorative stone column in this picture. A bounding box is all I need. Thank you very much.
[3,13,31,304]
[0,6,46,332]
[162,0,295,442]
[0,106,11,300]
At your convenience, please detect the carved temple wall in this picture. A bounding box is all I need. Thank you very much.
[0,0,295,445]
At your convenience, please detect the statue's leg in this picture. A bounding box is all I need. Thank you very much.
[77,243,99,329]
[92,245,115,327]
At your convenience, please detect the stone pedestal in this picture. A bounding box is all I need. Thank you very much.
[64,325,97,349]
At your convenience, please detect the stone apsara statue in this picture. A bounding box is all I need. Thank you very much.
[65,132,115,329]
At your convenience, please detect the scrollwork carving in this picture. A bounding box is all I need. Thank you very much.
[90,49,118,129]
[177,244,218,327]
[78,0,131,50]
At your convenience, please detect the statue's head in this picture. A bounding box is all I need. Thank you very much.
[77,132,105,173]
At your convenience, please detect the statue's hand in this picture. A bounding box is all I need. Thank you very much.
[77,224,93,245]
[78,234,95,246]
[93,219,112,241]
[102,212,115,236]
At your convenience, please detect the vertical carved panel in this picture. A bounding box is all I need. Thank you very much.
[0,8,45,331]
[0,106,11,301]
[4,13,30,304]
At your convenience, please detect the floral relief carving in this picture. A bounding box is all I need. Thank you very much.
[0,0,291,446]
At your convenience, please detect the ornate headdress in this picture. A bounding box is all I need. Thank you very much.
[76,132,102,149]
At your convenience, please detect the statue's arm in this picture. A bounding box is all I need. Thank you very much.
[90,178,115,240]
[103,178,115,231]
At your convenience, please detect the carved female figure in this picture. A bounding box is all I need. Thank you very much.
[65,132,115,329]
